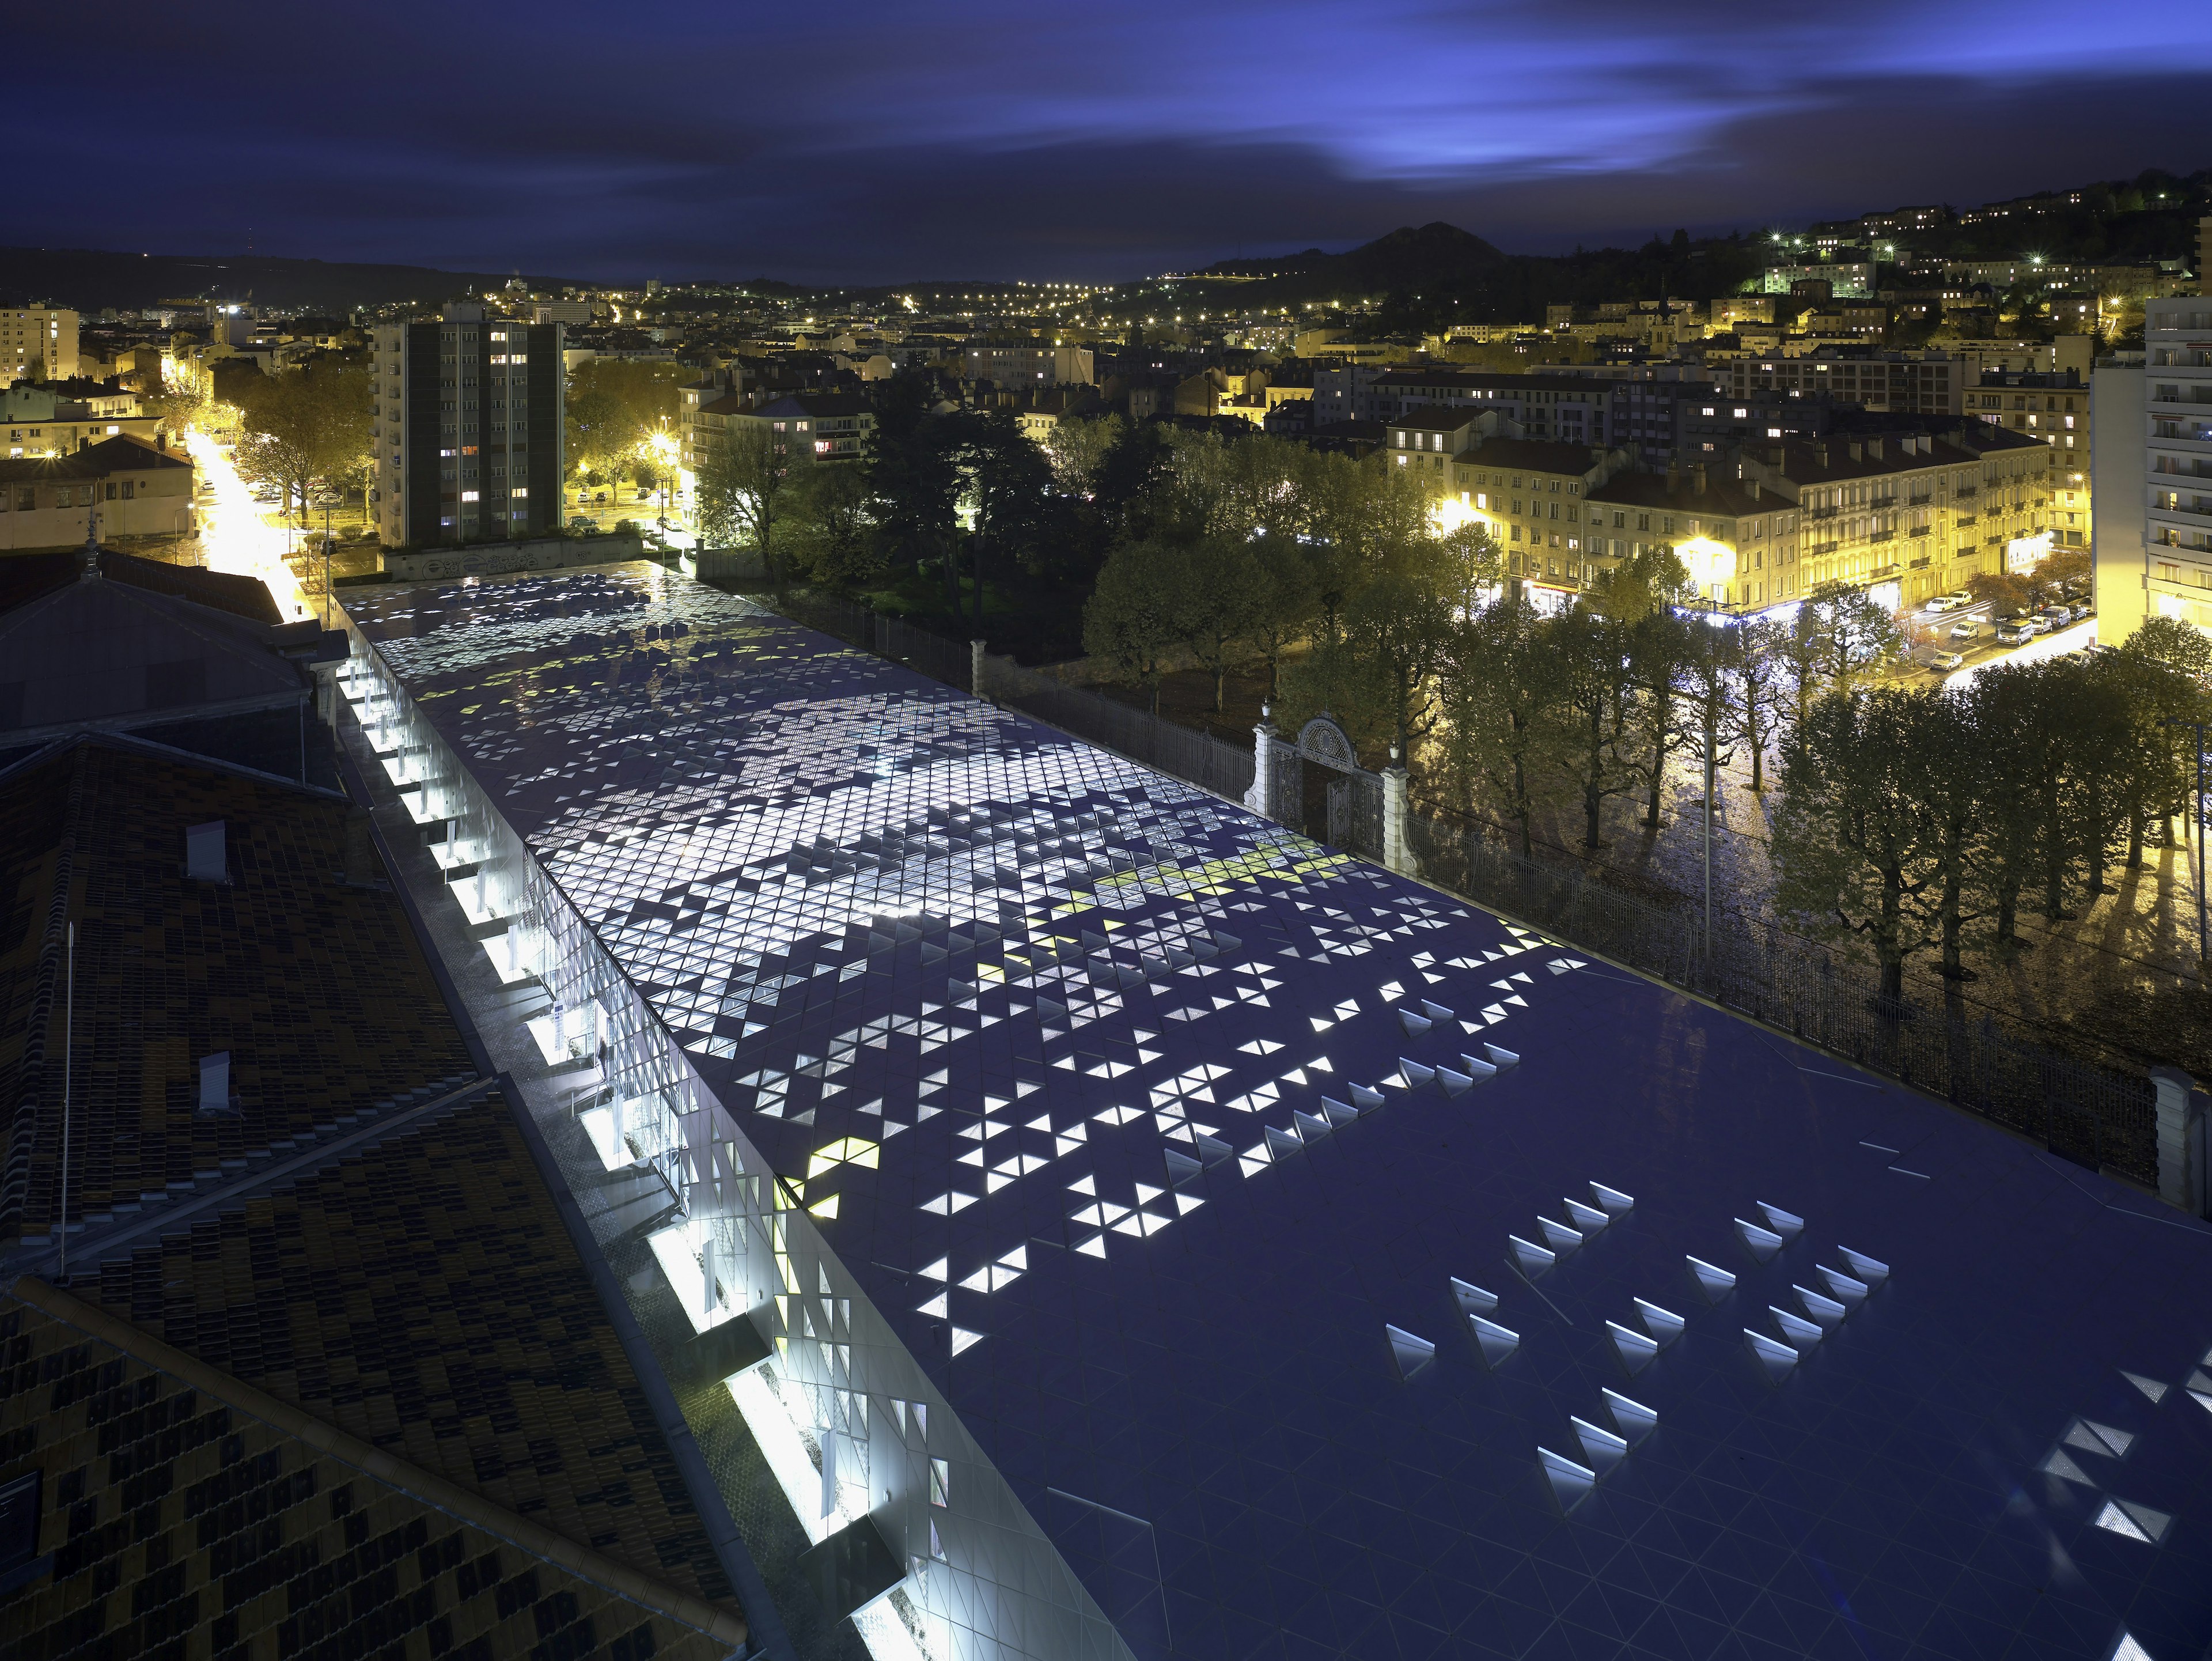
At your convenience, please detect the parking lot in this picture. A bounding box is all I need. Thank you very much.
[1904,589,2096,683]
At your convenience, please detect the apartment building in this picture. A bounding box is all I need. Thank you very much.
[1740,425,2051,609]
[0,434,195,550]
[3,377,158,457]
[1587,464,1798,610]
[2127,299,2212,634]
[369,304,565,548]
[1450,437,1634,595]
[1,305,79,384]
[1963,369,2091,546]
[1326,366,1613,444]
[1716,350,1964,416]
[738,392,877,464]
[961,343,1094,387]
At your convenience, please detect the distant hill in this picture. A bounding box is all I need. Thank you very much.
[1184,221,1760,325]
[0,247,583,313]
[1199,221,1509,293]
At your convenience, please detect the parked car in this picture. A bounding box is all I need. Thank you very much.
[1997,625,2033,646]
[568,514,594,531]
[1926,595,1964,614]
[582,524,603,537]
[1931,651,1965,671]
[1949,620,1980,641]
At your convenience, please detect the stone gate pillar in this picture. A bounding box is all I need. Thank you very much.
[1383,746,1416,877]
[2151,1065,2206,1216]
[1246,705,1277,816]
[969,639,988,700]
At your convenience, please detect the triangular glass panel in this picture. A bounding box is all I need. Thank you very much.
[1634,1299,1685,1345]
[1162,1148,1203,1186]
[1193,1132,1233,1167]
[1385,1323,1437,1381]
[1450,1277,1498,1315]
[1421,1000,1455,1021]
[1539,1447,1596,1510]
[2040,1447,2096,1486]
[1572,1416,1628,1471]
[1350,1084,1385,1111]
[1483,1043,1520,1069]
[1434,1066,1473,1097]
[1459,1054,1499,1081]
[1263,1125,1303,1159]
[1816,1265,1869,1307]
[1838,1247,1888,1287]
[1755,1201,1804,1239]
[1399,1009,1432,1037]
[2091,1500,2154,1543]
[1603,1388,1657,1441]
[2109,1634,2156,1661]
[1607,1319,1659,1374]
[1735,1219,1784,1262]
[1320,1099,1359,1129]
[1794,1285,1847,1327]
[2121,1372,2167,1404]
[1563,1198,1608,1232]
[1687,1255,1736,1301]
[1771,1307,1823,1349]
[1469,1315,1518,1368]
[1509,1235,1556,1275]
[1399,1058,1436,1088]
[1538,1216,1584,1253]
[1589,1182,1634,1214]
[1744,1328,1799,1381]
[2115,1500,2171,1543]
[1293,1109,1332,1141]
[2063,1419,2134,1459]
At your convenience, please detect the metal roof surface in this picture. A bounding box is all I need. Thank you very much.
[349,563,2212,1661]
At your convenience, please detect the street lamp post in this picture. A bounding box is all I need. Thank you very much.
[310,487,343,627]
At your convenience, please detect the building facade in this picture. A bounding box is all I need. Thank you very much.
[960,343,1094,387]
[1,304,78,383]
[0,435,195,550]
[370,305,565,548]
[3,378,158,458]
[1715,351,1964,417]
[1963,369,2091,547]
[2136,299,2212,632]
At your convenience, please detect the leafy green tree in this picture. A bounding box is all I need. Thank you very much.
[694,423,793,581]
[1627,608,1695,830]
[1736,616,1787,791]
[783,464,881,588]
[1816,588,1903,698]
[1334,533,1457,762]
[868,374,964,603]
[564,359,681,488]
[1177,536,1268,712]
[1543,607,1639,850]
[1772,686,1941,1006]
[1044,414,1123,495]
[1776,600,1828,736]
[1244,540,1320,704]
[233,362,371,523]
[1437,596,1558,856]
[1082,538,1191,714]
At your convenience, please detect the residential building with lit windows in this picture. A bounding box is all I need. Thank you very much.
[2126,298,2212,634]
[1962,369,2091,547]
[1738,425,2051,610]
[741,392,877,465]
[369,303,565,548]
[0,303,78,383]
[960,343,1094,387]
[1715,350,1964,417]
[1384,422,1636,598]
[3,377,158,457]
[1586,463,1800,611]
[1329,366,1612,443]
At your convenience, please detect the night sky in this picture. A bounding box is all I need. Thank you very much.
[15,0,2212,284]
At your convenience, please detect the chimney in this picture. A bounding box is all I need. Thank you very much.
[186,820,226,881]
[1691,463,1709,496]
[1813,440,1828,469]
[1748,476,1762,502]
[1866,436,1884,460]
[1665,460,1681,494]
[1847,440,1863,463]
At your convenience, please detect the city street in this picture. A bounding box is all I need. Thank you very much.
[183,428,312,620]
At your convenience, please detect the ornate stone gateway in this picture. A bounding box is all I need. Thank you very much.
[1246,710,1387,863]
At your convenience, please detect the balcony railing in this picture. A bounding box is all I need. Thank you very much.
[1809,506,1838,520]
[1869,528,1896,543]
[1953,484,1978,498]
[1869,494,1897,509]
[1907,493,1933,506]
[1910,524,1931,536]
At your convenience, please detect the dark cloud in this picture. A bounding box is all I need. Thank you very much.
[5,0,2211,283]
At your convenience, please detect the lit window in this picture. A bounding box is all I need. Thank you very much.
[511,486,528,497]
[461,490,479,501]
[930,1459,949,1507]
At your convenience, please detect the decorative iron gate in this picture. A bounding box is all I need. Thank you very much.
[1266,714,1383,860]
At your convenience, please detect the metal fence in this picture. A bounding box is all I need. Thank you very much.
[741,585,2160,1191]
[1407,812,2161,1189]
